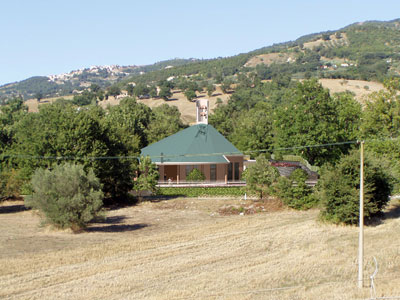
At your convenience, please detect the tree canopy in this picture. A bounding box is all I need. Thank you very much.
[274,79,360,166]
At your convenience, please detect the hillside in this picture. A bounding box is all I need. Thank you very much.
[0,59,199,101]
[24,79,381,123]
[2,18,400,107]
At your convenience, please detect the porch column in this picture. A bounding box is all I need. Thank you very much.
[159,165,165,182]
[225,165,228,184]
[177,174,180,184]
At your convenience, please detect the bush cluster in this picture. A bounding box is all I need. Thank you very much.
[275,168,317,210]
[243,151,393,226]
[25,163,104,230]
[0,168,23,201]
[318,150,393,225]
[186,169,206,182]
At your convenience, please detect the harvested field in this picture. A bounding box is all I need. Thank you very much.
[303,33,348,50]
[25,96,74,113]
[1,198,400,299]
[319,79,384,103]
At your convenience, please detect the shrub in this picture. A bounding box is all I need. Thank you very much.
[242,155,280,199]
[0,168,24,201]
[134,156,159,200]
[25,163,104,230]
[275,168,317,210]
[318,150,393,225]
[186,168,206,182]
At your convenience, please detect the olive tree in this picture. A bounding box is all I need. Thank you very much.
[25,163,104,231]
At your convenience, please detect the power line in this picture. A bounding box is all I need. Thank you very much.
[1,137,398,161]
[0,154,139,160]
[0,140,359,161]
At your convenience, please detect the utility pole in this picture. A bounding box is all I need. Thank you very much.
[358,140,365,289]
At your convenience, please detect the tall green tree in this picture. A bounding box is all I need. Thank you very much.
[126,84,135,96]
[159,86,172,100]
[221,78,233,93]
[184,89,196,101]
[10,103,133,200]
[274,79,360,166]
[104,97,152,152]
[207,84,215,97]
[132,83,150,98]
[0,97,28,198]
[318,150,393,225]
[34,92,43,102]
[107,85,121,97]
[209,104,236,138]
[360,78,400,191]
[229,102,274,156]
[146,104,186,144]
[0,97,27,149]
[361,78,400,139]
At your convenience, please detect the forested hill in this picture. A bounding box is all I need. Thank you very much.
[1,18,400,102]
[0,58,199,101]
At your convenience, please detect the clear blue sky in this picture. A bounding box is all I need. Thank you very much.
[1,0,400,85]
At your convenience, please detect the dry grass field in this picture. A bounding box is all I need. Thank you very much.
[319,79,384,103]
[26,86,230,124]
[25,96,74,113]
[1,197,399,300]
[244,53,295,68]
[303,33,349,50]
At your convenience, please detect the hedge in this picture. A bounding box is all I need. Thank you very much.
[158,187,249,197]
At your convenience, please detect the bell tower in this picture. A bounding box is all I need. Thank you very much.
[196,99,209,124]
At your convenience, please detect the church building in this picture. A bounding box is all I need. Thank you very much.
[141,99,244,183]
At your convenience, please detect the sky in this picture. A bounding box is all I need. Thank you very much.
[1,0,400,85]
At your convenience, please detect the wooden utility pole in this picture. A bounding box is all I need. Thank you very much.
[358,140,365,288]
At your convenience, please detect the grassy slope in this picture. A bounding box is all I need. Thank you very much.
[27,86,231,124]
[1,198,399,299]
[28,79,383,121]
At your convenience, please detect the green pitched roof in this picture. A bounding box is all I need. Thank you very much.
[141,124,242,164]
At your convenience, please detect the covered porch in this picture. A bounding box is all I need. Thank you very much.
[157,155,243,184]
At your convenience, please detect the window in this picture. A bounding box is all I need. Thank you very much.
[210,164,216,181]
[228,163,233,181]
[234,162,240,180]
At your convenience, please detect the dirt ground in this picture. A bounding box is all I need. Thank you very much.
[1,197,399,300]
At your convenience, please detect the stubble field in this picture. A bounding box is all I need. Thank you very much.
[1,197,399,300]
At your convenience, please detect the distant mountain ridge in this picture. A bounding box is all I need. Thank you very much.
[0,58,199,100]
[1,18,400,102]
